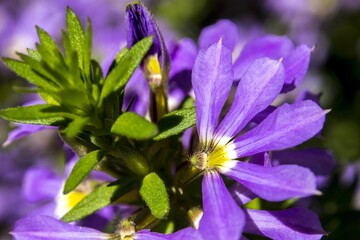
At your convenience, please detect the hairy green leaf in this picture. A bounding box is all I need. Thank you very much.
[2,58,56,90]
[63,150,104,194]
[61,181,132,222]
[66,7,85,69]
[36,26,59,54]
[111,112,158,140]
[154,107,196,140]
[99,36,153,103]
[0,104,75,125]
[140,172,169,219]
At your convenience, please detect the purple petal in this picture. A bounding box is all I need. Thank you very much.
[250,105,276,124]
[192,40,233,145]
[3,124,54,147]
[233,35,293,80]
[199,171,244,240]
[169,38,197,76]
[199,19,240,51]
[11,215,110,239]
[282,44,312,92]
[220,161,318,201]
[248,152,272,167]
[272,148,336,177]
[244,208,325,239]
[135,228,202,240]
[230,183,257,206]
[234,100,327,157]
[22,167,62,203]
[124,69,150,116]
[134,230,164,240]
[215,58,284,141]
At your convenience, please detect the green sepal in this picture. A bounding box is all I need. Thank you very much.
[0,104,76,126]
[99,36,153,103]
[140,172,170,219]
[61,181,133,222]
[111,112,158,140]
[63,150,104,194]
[154,107,196,140]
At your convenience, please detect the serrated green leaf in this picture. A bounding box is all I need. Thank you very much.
[63,150,104,194]
[0,104,75,125]
[61,181,132,222]
[18,53,62,88]
[154,107,196,140]
[36,26,59,54]
[66,7,85,69]
[2,58,56,90]
[83,18,92,79]
[140,172,169,219]
[27,48,42,61]
[111,112,158,140]
[99,36,153,103]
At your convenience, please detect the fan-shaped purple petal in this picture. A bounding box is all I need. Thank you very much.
[199,19,239,51]
[244,208,325,240]
[214,57,284,141]
[234,100,327,157]
[230,183,257,206]
[192,40,233,145]
[272,148,336,176]
[220,161,318,201]
[11,215,110,240]
[199,171,244,240]
[282,44,312,92]
[233,35,293,80]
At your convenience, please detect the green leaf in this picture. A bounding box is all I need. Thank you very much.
[27,48,42,60]
[154,107,196,140]
[2,58,56,90]
[99,36,153,103]
[36,26,59,54]
[66,7,85,69]
[61,181,132,222]
[63,117,90,138]
[140,172,170,219]
[63,150,104,194]
[111,112,158,140]
[83,18,92,79]
[0,104,75,125]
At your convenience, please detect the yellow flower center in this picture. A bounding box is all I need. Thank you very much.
[190,144,235,171]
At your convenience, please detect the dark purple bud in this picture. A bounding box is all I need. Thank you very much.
[125,3,170,72]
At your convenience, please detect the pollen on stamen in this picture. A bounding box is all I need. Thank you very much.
[190,151,208,171]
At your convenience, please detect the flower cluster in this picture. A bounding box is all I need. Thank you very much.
[1,2,333,240]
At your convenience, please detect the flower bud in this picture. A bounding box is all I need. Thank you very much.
[125,2,170,90]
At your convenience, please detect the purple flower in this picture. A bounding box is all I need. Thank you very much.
[198,19,313,92]
[190,40,327,239]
